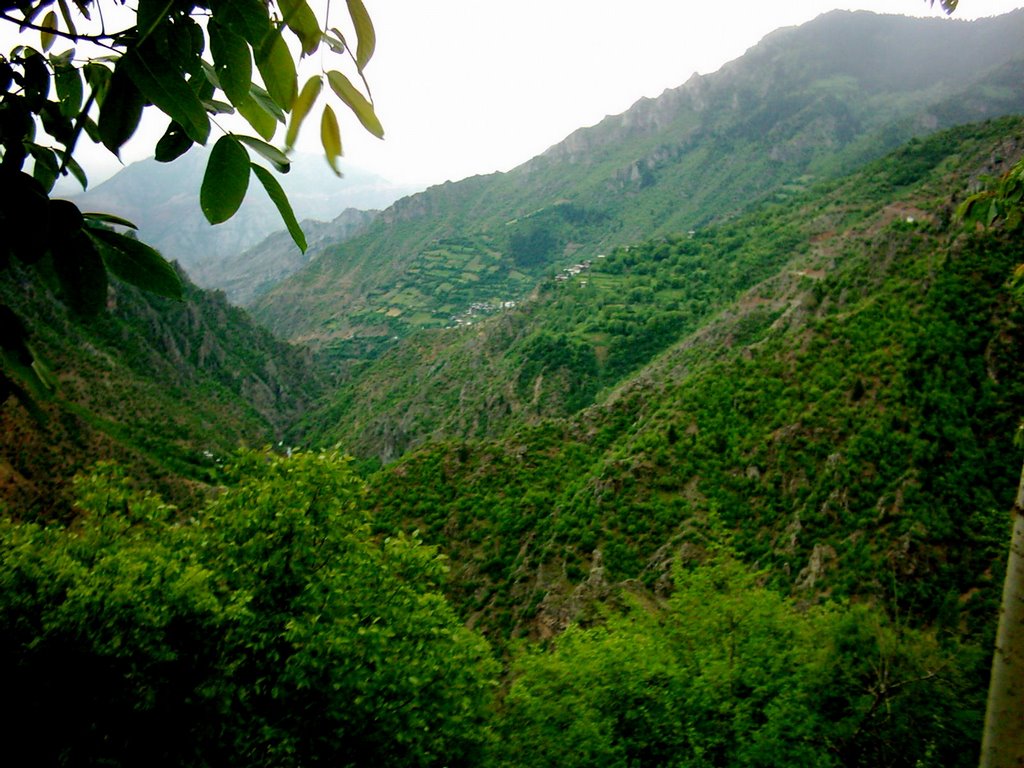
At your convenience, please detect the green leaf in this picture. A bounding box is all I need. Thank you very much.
[135,0,170,41]
[83,62,111,103]
[235,91,278,140]
[346,0,376,72]
[321,104,342,176]
[28,144,58,192]
[209,19,252,107]
[202,98,236,115]
[327,70,383,139]
[40,101,73,145]
[323,29,347,54]
[251,163,306,252]
[52,231,107,316]
[87,228,184,300]
[154,121,193,162]
[211,0,272,47]
[250,82,286,122]
[234,135,290,173]
[82,212,138,229]
[53,58,83,118]
[21,51,50,100]
[201,136,250,224]
[285,75,322,149]
[56,0,77,38]
[81,115,101,144]
[279,0,321,56]
[256,27,298,111]
[121,48,210,144]
[63,154,88,190]
[40,11,57,52]
[192,64,217,102]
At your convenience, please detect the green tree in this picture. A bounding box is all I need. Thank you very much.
[1,0,382,406]
[959,169,1024,768]
[0,451,497,767]
[493,551,976,768]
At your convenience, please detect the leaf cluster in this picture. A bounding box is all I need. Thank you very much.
[1,0,381,413]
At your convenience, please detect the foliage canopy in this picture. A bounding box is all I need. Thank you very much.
[0,450,497,767]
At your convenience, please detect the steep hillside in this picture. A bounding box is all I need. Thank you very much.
[254,10,1024,362]
[298,117,1024,462]
[0,267,326,517]
[354,118,1024,645]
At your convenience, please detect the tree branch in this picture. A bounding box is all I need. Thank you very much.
[0,11,130,45]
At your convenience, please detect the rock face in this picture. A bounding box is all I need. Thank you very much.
[529,72,709,168]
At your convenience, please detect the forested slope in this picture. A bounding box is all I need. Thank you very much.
[356,118,1024,648]
[0,266,325,516]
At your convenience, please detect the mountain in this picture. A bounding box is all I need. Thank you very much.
[252,10,1024,364]
[69,150,415,283]
[0,265,326,517]
[189,207,380,307]
[354,116,1024,643]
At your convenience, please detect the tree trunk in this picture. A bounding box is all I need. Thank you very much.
[979,461,1024,768]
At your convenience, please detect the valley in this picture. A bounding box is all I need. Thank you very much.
[2,7,1024,768]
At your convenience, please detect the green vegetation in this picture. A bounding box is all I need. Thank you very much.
[497,551,981,768]
[300,118,1024,464]
[1,451,496,767]
[5,110,1024,768]
[1,0,384,420]
[355,119,1024,663]
[0,264,325,516]
[0,455,991,768]
[5,8,1024,765]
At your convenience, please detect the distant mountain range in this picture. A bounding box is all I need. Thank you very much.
[354,116,1024,641]
[250,9,1024,362]
[189,207,380,307]
[68,150,416,285]
[5,15,1024,734]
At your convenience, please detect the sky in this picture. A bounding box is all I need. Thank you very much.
[5,0,1023,191]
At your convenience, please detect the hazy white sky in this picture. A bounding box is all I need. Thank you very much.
[347,0,1023,186]
[5,1,1023,189]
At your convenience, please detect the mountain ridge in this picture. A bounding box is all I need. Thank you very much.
[252,9,1024,363]
[0,265,326,517]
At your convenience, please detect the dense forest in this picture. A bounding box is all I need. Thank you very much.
[5,115,1023,768]
[3,7,1024,768]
